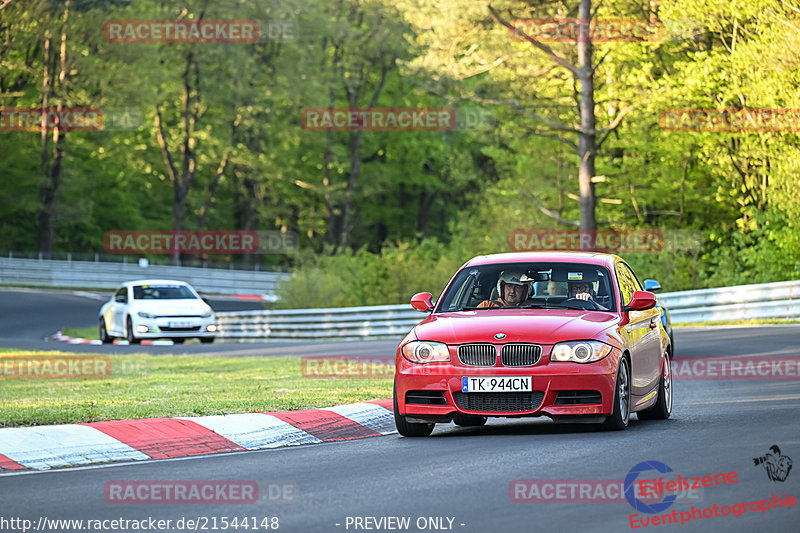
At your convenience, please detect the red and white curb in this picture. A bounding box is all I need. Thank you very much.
[232,293,276,302]
[48,332,178,346]
[0,399,394,472]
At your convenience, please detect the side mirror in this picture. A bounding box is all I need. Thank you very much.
[410,292,434,313]
[625,290,657,312]
[644,279,662,292]
[115,295,127,303]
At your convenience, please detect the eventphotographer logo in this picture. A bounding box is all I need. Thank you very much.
[753,445,793,482]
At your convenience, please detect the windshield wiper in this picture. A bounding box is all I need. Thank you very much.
[520,303,579,310]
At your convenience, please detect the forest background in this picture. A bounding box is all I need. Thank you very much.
[1,0,798,308]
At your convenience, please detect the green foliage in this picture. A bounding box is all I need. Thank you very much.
[2,0,799,302]
[275,239,464,308]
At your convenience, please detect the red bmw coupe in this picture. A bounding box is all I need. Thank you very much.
[393,252,673,437]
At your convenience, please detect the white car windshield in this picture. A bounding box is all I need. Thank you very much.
[132,285,197,300]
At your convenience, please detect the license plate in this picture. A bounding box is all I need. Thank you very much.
[462,376,532,392]
[168,321,194,328]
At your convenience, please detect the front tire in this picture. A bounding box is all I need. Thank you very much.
[601,357,630,430]
[126,317,141,344]
[99,318,113,344]
[638,352,672,420]
[200,337,215,344]
[393,381,434,437]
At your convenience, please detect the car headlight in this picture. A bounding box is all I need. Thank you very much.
[137,311,157,319]
[401,341,450,364]
[551,341,612,363]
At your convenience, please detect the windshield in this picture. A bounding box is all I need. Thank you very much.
[132,285,197,300]
[436,262,616,312]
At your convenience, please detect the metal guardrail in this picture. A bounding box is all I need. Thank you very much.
[215,304,420,341]
[658,280,800,324]
[0,257,288,297]
[215,280,800,341]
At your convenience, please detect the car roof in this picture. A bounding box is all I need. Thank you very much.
[124,279,191,286]
[462,251,622,269]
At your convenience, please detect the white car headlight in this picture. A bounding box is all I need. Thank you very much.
[551,341,612,363]
[401,341,450,364]
[137,311,157,319]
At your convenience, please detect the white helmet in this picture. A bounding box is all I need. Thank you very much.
[497,270,529,299]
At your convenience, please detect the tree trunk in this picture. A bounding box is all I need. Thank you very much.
[37,2,69,254]
[323,85,338,248]
[338,129,363,247]
[577,0,596,231]
[155,52,200,265]
[337,64,390,248]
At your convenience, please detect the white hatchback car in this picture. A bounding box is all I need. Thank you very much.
[99,280,217,344]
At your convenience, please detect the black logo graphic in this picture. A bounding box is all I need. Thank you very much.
[753,445,792,482]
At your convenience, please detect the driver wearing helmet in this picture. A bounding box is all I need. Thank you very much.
[478,270,529,308]
[568,280,594,301]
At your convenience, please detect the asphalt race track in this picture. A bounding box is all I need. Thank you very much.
[0,289,397,357]
[1,290,799,532]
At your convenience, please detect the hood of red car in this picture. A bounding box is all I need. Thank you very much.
[412,309,620,345]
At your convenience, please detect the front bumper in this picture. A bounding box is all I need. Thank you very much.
[395,346,620,420]
[131,316,216,338]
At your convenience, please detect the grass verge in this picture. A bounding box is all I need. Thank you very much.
[61,326,97,339]
[0,349,393,428]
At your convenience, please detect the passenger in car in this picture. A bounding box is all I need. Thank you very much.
[568,280,595,301]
